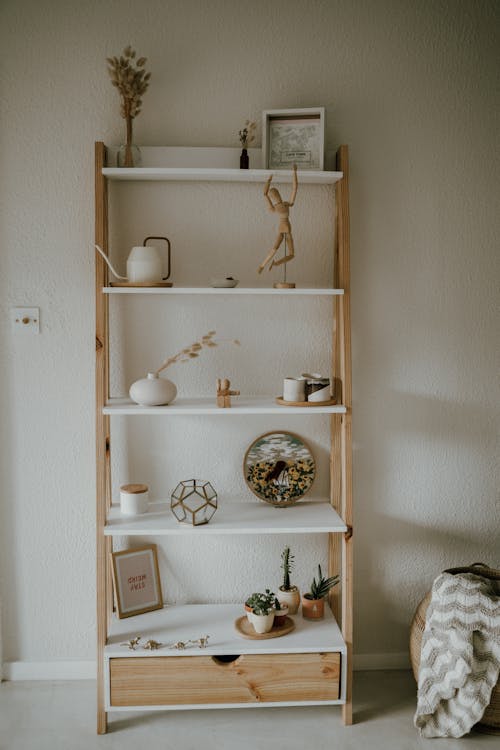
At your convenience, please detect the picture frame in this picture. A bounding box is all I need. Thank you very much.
[243,430,316,507]
[262,107,325,170]
[110,544,163,619]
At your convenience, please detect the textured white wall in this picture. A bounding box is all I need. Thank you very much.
[0,0,498,669]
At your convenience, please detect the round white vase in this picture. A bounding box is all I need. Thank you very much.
[129,373,177,406]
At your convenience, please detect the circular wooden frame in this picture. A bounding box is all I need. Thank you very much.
[243,430,315,507]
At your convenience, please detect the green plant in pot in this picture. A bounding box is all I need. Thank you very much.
[245,589,276,634]
[277,546,300,614]
[302,565,339,620]
[244,592,262,620]
[273,596,289,627]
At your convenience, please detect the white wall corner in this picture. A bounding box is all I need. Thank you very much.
[3,660,96,681]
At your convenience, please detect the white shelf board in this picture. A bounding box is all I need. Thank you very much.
[105,500,347,536]
[105,603,346,658]
[103,286,344,296]
[103,167,342,184]
[103,396,347,416]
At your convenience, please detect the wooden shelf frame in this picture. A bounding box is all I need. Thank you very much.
[95,143,353,732]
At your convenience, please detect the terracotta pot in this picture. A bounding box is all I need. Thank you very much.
[277,586,300,615]
[302,595,324,620]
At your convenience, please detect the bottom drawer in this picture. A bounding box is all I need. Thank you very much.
[110,652,340,706]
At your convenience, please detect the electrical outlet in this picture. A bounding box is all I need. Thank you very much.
[11,307,40,334]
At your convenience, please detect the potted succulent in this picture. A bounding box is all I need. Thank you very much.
[273,597,289,627]
[302,565,339,620]
[244,592,262,621]
[246,589,276,634]
[277,546,301,614]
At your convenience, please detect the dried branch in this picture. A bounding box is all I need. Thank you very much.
[239,120,256,148]
[154,331,240,376]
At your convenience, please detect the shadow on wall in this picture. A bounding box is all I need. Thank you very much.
[0,319,19,673]
[353,385,498,654]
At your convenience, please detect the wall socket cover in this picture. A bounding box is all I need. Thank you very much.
[11,307,40,334]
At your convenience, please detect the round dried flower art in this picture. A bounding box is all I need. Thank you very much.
[243,431,315,507]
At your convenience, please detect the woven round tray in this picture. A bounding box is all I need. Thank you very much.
[410,563,500,734]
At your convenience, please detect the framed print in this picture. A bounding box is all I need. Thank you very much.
[262,107,325,170]
[110,545,163,619]
[243,430,316,507]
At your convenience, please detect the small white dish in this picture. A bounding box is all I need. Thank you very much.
[210,277,239,288]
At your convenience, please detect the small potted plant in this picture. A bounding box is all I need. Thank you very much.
[302,565,339,620]
[277,546,301,614]
[246,589,276,634]
[273,597,289,627]
[244,592,262,621]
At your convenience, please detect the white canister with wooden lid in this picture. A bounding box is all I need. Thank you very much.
[120,484,149,515]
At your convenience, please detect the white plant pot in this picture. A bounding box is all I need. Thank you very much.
[249,611,275,634]
[277,586,301,615]
[129,373,177,406]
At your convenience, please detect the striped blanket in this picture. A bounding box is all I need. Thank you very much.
[415,572,500,738]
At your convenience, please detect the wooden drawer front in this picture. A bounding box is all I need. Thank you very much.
[110,652,340,706]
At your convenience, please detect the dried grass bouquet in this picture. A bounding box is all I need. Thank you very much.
[107,45,151,166]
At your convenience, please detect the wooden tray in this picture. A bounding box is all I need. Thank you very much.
[275,396,337,407]
[235,615,295,640]
[109,281,173,287]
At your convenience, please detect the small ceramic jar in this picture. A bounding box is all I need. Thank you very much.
[120,483,149,516]
[307,377,330,402]
[283,377,306,402]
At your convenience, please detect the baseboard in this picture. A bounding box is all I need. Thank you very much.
[3,654,409,681]
[3,660,96,681]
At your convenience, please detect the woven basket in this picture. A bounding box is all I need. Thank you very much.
[410,563,500,734]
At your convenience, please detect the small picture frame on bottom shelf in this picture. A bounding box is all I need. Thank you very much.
[110,544,163,619]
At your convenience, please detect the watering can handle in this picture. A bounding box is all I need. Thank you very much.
[144,236,171,280]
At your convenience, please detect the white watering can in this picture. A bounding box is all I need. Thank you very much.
[95,236,171,284]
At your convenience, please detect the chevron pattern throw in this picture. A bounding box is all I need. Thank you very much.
[414,572,500,738]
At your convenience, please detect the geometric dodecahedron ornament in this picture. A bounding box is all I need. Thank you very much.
[170,479,218,526]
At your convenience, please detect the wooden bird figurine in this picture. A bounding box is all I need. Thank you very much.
[216,378,240,408]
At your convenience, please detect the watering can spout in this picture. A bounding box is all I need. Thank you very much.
[94,244,128,280]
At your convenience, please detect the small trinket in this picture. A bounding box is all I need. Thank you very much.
[120,636,142,650]
[173,640,188,650]
[143,639,163,650]
[216,378,240,408]
[189,635,210,649]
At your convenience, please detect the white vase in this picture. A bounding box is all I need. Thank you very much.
[129,373,177,406]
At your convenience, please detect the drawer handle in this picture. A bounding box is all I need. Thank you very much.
[211,655,241,666]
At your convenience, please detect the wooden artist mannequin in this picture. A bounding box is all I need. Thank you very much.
[258,164,298,275]
[216,378,240,408]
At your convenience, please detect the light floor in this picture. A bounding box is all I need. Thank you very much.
[0,671,497,749]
